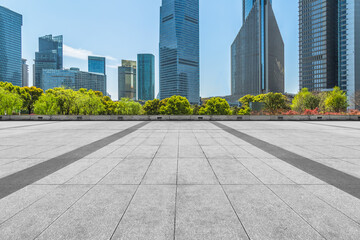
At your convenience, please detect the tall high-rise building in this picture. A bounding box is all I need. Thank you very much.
[118,60,136,100]
[34,35,63,89]
[0,6,23,86]
[159,0,200,104]
[88,56,107,96]
[137,54,155,101]
[88,56,106,75]
[22,59,28,87]
[42,68,106,95]
[338,0,360,108]
[232,0,284,97]
[299,0,360,108]
[299,0,338,92]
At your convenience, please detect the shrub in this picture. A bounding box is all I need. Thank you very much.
[237,107,251,115]
[143,99,163,115]
[292,88,320,113]
[0,88,23,115]
[282,110,300,115]
[302,108,319,115]
[262,92,289,114]
[324,87,348,112]
[198,97,231,115]
[116,98,142,115]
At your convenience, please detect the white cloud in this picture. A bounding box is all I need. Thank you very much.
[63,44,117,61]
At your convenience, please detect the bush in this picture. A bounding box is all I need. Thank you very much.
[291,88,320,112]
[198,97,231,115]
[159,95,192,115]
[324,87,348,112]
[237,107,251,115]
[143,99,163,115]
[262,92,289,114]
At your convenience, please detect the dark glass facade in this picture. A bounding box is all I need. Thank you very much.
[22,59,28,87]
[118,60,136,100]
[42,69,106,95]
[34,35,63,89]
[0,6,22,86]
[232,0,284,97]
[137,54,155,101]
[159,0,200,104]
[299,0,338,92]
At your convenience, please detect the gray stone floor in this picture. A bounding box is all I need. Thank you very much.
[0,121,360,240]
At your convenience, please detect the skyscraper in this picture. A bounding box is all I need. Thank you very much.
[299,0,338,92]
[88,56,106,75]
[299,0,360,108]
[159,0,200,104]
[137,54,155,101]
[88,56,107,96]
[34,35,63,89]
[338,0,360,108]
[22,59,28,87]
[118,60,136,100]
[231,0,284,97]
[0,6,23,86]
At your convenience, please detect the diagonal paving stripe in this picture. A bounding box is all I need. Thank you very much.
[212,122,360,199]
[0,122,149,200]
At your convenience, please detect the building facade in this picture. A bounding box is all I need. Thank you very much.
[299,0,338,92]
[34,35,63,89]
[232,0,284,97]
[118,60,136,100]
[42,68,106,95]
[299,0,360,108]
[88,56,106,75]
[159,0,200,104]
[22,59,28,87]
[137,54,155,101]
[0,6,22,86]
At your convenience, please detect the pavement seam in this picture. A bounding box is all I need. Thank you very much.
[173,129,180,240]
[194,124,251,240]
[0,121,60,131]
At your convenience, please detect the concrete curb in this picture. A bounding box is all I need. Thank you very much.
[1,115,360,121]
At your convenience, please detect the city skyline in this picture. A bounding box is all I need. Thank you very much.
[0,0,299,100]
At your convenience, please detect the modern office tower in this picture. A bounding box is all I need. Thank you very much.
[159,0,200,104]
[34,35,63,89]
[21,59,28,87]
[42,68,106,95]
[338,0,360,108]
[118,60,136,100]
[299,0,338,92]
[88,56,106,74]
[137,54,155,101]
[231,0,284,97]
[0,6,23,86]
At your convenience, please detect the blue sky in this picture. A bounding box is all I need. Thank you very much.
[1,0,299,100]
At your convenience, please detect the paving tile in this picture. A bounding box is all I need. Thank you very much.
[178,158,218,185]
[179,145,204,158]
[270,185,360,240]
[176,185,249,240]
[36,185,136,240]
[0,185,91,240]
[224,185,325,240]
[142,157,177,184]
[112,185,175,240]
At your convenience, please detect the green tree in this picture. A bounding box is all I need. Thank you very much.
[143,99,163,115]
[73,89,104,115]
[0,88,23,115]
[20,86,43,114]
[324,87,348,112]
[33,92,59,115]
[101,96,117,115]
[198,97,231,115]
[159,95,192,115]
[239,95,254,108]
[262,92,289,114]
[116,98,142,115]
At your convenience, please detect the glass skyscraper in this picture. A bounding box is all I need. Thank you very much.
[22,59,28,87]
[299,0,360,108]
[232,0,284,97]
[118,60,136,100]
[88,56,106,75]
[34,35,63,89]
[159,0,200,104]
[137,54,155,101]
[42,68,106,95]
[0,6,22,86]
